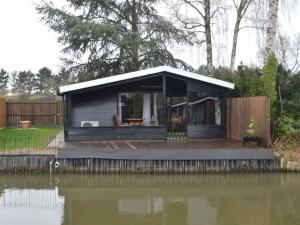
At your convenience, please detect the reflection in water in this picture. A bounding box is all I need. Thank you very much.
[0,188,64,225]
[0,174,300,225]
[118,197,164,215]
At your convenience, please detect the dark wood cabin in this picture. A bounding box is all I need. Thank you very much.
[58,66,234,141]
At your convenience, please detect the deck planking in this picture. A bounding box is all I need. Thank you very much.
[57,139,275,160]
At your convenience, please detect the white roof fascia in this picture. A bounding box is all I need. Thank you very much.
[58,66,234,94]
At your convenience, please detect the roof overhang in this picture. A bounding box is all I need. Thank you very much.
[58,66,235,94]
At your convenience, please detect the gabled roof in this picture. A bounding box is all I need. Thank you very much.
[58,66,234,94]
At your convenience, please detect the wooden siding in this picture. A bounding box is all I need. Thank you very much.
[71,94,117,127]
[226,96,271,147]
[67,126,167,141]
[187,125,225,139]
[0,98,6,128]
[6,99,63,127]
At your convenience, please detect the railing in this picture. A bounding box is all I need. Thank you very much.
[0,135,59,155]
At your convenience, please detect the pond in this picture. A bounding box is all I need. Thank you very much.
[0,174,299,225]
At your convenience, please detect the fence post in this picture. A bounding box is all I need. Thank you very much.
[0,98,7,128]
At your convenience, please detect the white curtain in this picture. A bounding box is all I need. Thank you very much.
[143,93,151,126]
[118,93,122,122]
[215,98,221,125]
[153,93,158,125]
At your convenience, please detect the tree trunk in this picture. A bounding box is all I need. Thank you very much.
[131,0,139,71]
[230,0,252,71]
[230,18,241,71]
[265,0,279,60]
[204,0,213,76]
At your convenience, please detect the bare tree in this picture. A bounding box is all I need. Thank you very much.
[277,34,300,73]
[265,0,279,60]
[173,0,220,76]
[230,0,253,70]
[276,33,300,117]
[289,35,300,73]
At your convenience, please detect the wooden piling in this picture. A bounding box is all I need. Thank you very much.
[0,156,283,174]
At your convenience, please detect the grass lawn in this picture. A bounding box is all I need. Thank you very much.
[0,127,61,150]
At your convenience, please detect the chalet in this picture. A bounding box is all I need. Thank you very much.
[58,66,234,142]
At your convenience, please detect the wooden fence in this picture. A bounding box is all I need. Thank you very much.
[6,99,63,127]
[0,98,6,128]
[227,96,271,147]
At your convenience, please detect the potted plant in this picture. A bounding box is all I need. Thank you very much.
[246,118,258,137]
[19,120,31,129]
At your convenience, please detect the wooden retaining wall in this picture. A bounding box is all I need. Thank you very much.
[6,99,63,127]
[0,98,6,128]
[0,156,54,173]
[0,156,281,174]
[227,96,271,147]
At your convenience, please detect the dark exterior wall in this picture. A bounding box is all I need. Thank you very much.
[187,79,228,93]
[67,126,167,141]
[71,93,117,127]
[187,125,225,139]
[63,72,232,141]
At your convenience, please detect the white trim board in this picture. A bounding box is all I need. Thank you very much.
[171,96,218,108]
[58,66,235,94]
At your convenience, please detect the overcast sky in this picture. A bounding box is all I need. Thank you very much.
[0,0,299,74]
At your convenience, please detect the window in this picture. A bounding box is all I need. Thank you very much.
[188,93,222,126]
[120,93,143,124]
[119,93,164,126]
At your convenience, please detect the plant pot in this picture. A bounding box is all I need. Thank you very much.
[246,129,256,137]
[19,121,31,129]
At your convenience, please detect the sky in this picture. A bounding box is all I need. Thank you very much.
[0,0,299,74]
[0,0,61,73]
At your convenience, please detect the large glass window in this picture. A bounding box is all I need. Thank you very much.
[120,93,143,124]
[169,96,188,121]
[119,93,163,126]
[188,93,222,126]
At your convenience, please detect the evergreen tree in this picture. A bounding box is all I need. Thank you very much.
[36,67,54,93]
[233,64,266,97]
[10,71,18,96]
[51,67,75,92]
[55,67,74,86]
[13,71,36,96]
[36,0,191,81]
[263,54,277,120]
[0,69,9,94]
[276,65,300,119]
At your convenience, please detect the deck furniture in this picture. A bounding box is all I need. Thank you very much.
[170,113,183,132]
[126,118,144,126]
[243,136,262,147]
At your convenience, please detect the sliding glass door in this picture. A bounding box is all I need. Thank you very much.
[188,93,222,126]
[119,93,164,126]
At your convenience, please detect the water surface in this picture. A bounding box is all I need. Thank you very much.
[0,174,300,225]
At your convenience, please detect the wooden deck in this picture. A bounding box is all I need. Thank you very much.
[57,139,275,160]
[60,139,245,150]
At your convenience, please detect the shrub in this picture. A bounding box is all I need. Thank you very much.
[274,116,300,150]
